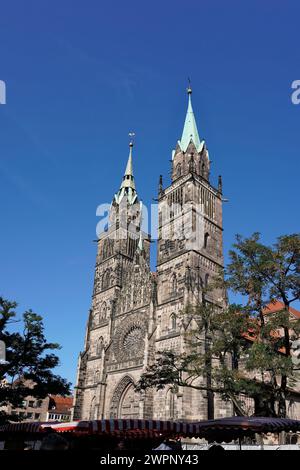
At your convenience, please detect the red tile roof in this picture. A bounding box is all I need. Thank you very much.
[242,301,300,353]
[48,395,73,414]
[262,300,300,319]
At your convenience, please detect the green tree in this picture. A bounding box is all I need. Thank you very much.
[137,233,300,418]
[226,233,300,417]
[137,302,254,416]
[0,297,71,425]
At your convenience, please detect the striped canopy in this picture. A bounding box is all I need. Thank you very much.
[42,419,201,436]
[1,417,299,442]
[193,416,300,441]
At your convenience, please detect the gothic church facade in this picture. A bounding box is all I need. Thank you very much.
[73,88,232,421]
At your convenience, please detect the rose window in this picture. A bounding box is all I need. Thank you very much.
[123,327,144,358]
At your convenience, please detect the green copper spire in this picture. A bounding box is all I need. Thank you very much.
[114,141,138,205]
[121,142,135,190]
[179,86,203,153]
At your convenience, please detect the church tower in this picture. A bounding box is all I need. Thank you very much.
[73,88,231,422]
[153,86,227,420]
[73,141,155,421]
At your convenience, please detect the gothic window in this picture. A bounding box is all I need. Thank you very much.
[171,273,177,294]
[123,327,144,359]
[170,313,177,331]
[102,270,110,290]
[102,240,108,259]
[102,239,113,259]
[176,163,181,178]
[89,396,96,420]
[204,232,209,249]
[94,369,100,384]
[96,336,104,356]
[205,273,209,288]
[100,301,107,321]
[165,388,175,420]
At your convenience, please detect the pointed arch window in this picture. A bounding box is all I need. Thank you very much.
[102,270,110,290]
[94,369,100,384]
[96,336,104,356]
[176,163,182,178]
[205,273,209,288]
[204,232,209,249]
[170,313,177,331]
[100,301,107,321]
[102,240,108,259]
[198,275,203,291]
[171,273,177,294]
[165,388,176,420]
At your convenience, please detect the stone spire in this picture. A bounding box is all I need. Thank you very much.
[114,141,138,205]
[179,85,203,153]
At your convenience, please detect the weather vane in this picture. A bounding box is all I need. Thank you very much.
[187,77,192,94]
[128,132,135,146]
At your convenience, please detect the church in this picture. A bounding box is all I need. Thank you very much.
[73,87,232,421]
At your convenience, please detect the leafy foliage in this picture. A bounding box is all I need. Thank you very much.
[0,297,71,425]
[137,233,300,417]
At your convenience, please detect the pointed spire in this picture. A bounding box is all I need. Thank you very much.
[121,141,135,191]
[179,85,203,153]
[114,139,138,205]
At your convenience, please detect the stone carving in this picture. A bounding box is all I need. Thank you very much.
[109,375,136,418]
[123,327,144,357]
[112,315,147,362]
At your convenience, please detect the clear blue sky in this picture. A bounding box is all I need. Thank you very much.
[0,0,299,387]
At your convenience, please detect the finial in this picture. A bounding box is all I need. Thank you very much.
[187,77,192,95]
[218,175,223,193]
[128,132,135,147]
[158,175,163,195]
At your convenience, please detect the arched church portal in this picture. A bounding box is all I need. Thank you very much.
[109,376,140,419]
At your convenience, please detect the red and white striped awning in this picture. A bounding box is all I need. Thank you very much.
[0,422,44,433]
[41,419,201,436]
[1,417,299,441]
